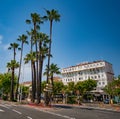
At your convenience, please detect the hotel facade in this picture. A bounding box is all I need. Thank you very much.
[61,60,114,89]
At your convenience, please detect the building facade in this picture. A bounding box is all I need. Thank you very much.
[61,60,114,89]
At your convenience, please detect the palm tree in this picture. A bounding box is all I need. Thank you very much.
[26,29,36,102]
[26,13,43,103]
[8,43,21,61]
[36,32,49,104]
[7,60,19,101]
[8,43,20,101]
[44,63,61,91]
[44,9,60,83]
[24,52,36,102]
[15,34,28,99]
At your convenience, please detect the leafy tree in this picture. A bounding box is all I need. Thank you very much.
[118,75,120,80]
[83,79,97,91]
[67,82,75,95]
[21,86,29,99]
[75,81,85,96]
[0,73,17,100]
[75,79,97,96]
[53,81,64,94]
[104,77,120,96]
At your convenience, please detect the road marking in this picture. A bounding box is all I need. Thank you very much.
[0,104,10,109]
[40,109,76,119]
[27,116,33,119]
[0,109,5,112]
[12,109,22,115]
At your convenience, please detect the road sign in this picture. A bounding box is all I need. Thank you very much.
[44,83,53,92]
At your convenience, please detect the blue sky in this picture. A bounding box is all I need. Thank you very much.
[0,0,120,81]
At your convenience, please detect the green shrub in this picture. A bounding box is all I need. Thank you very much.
[67,95,77,104]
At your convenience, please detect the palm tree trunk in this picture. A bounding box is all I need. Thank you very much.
[10,67,14,101]
[30,61,36,103]
[51,75,54,92]
[10,48,16,101]
[45,21,52,106]
[30,38,36,102]
[31,62,34,102]
[46,21,52,83]
[15,43,23,100]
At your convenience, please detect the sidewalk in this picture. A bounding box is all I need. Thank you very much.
[25,101,120,112]
[1,100,120,112]
[82,103,120,112]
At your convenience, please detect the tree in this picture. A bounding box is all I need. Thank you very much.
[8,42,20,101]
[83,79,97,92]
[44,9,60,84]
[44,63,61,91]
[0,73,17,100]
[21,86,29,99]
[36,32,49,104]
[67,82,75,95]
[26,13,43,104]
[8,43,21,61]
[15,34,28,99]
[24,52,36,102]
[53,81,64,94]
[104,77,120,97]
[7,60,19,101]
[75,79,97,96]
[44,63,61,105]
[26,29,36,102]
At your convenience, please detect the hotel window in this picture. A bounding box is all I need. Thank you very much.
[79,77,83,80]
[78,71,82,75]
[91,76,93,79]
[102,82,105,85]
[102,74,104,77]
[94,76,97,79]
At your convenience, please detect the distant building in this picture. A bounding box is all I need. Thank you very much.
[22,81,32,87]
[52,76,62,82]
[61,60,114,89]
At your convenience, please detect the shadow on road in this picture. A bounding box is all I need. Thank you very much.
[53,104,73,109]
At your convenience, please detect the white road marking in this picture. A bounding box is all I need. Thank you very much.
[12,109,22,115]
[39,109,76,119]
[27,116,33,119]
[0,109,5,112]
[0,104,10,109]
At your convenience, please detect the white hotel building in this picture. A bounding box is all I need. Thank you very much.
[61,60,114,89]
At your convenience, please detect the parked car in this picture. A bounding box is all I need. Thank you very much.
[103,99,110,104]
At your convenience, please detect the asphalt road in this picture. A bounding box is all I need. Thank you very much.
[0,102,120,119]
